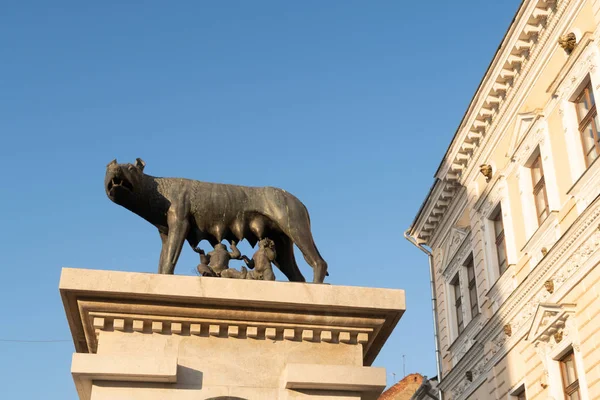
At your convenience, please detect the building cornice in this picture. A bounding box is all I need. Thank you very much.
[409,0,578,244]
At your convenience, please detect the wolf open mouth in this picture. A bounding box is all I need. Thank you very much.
[108,177,133,193]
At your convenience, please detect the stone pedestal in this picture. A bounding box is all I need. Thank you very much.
[59,268,405,400]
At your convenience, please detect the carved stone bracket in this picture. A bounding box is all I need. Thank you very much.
[90,312,370,348]
[526,303,576,345]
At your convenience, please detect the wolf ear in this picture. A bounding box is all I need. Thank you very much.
[107,159,117,167]
[135,158,146,171]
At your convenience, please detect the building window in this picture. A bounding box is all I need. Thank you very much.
[492,207,508,276]
[465,255,478,318]
[451,274,464,335]
[560,350,580,400]
[530,152,549,224]
[575,82,599,167]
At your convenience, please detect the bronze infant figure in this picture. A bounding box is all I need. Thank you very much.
[193,241,241,277]
[221,238,277,281]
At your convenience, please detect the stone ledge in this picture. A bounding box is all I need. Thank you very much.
[60,268,405,366]
[71,353,177,400]
[282,363,386,393]
[59,268,405,311]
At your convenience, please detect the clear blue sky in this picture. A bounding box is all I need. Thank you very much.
[0,1,520,397]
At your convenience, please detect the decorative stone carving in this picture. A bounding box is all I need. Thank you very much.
[503,324,512,337]
[478,176,506,218]
[447,349,488,400]
[449,315,486,368]
[527,304,582,398]
[512,125,546,166]
[449,227,469,258]
[558,32,577,54]
[544,279,554,294]
[526,303,576,344]
[495,204,600,344]
[442,232,472,281]
[534,341,550,375]
[509,112,541,159]
[554,330,563,343]
[479,164,493,182]
[552,225,600,288]
[555,45,598,98]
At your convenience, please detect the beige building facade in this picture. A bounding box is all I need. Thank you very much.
[407,0,600,399]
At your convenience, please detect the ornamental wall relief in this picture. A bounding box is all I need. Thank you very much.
[444,205,600,400]
[442,233,472,282]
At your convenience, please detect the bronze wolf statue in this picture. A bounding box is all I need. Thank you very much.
[104,158,328,283]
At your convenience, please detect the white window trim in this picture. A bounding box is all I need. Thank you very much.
[556,44,600,185]
[446,276,459,342]
[520,210,560,270]
[464,255,480,321]
[548,339,590,400]
[564,69,600,213]
[529,305,590,400]
[445,256,478,346]
[514,120,560,241]
[518,162,538,240]
[441,232,473,343]
[481,178,518,295]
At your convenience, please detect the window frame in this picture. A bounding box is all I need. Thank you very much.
[575,82,599,167]
[559,350,581,399]
[530,152,549,225]
[492,207,508,277]
[465,255,478,318]
[451,274,464,335]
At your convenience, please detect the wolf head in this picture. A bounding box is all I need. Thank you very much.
[105,158,146,204]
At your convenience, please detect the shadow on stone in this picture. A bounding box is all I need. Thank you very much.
[177,365,204,388]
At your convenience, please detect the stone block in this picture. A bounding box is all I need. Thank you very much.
[59,268,405,400]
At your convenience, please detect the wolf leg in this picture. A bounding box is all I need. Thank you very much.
[158,231,168,274]
[292,233,328,284]
[272,233,306,282]
[161,199,191,274]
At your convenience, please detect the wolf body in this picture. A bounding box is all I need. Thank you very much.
[104,158,328,283]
